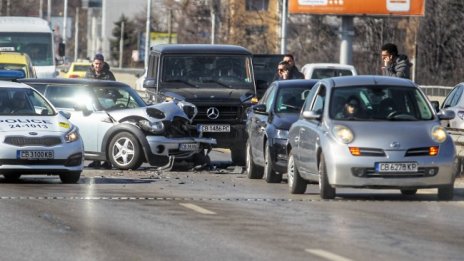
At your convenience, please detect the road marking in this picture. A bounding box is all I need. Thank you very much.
[179,203,216,215]
[305,249,353,261]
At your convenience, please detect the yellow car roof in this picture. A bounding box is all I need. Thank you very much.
[0,52,31,64]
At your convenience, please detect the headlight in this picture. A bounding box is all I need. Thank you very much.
[65,127,79,143]
[139,119,165,134]
[332,125,354,144]
[431,125,447,143]
[177,101,198,119]
[275,129,289,139]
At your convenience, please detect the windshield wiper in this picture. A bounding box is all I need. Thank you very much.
[202,79,232,88]
[164,79,197,87]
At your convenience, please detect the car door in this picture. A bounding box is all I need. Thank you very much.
[298,84,326,176]
[249,84,276,166]
[43,84,111,153]
[442,84,463,128]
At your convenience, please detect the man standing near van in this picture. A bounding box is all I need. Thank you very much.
[85,53,116,81]
[283,54,304,79]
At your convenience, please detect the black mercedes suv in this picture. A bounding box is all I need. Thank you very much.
[143,44,257,165]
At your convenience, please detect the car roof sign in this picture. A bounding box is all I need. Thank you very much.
[0,47,16,51]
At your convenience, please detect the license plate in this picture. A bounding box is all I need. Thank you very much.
[198,124,230,132]
[17,150,54,160]
[375,162,418,173]
[179,143,199,151]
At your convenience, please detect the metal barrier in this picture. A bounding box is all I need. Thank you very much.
[419,85,453,98]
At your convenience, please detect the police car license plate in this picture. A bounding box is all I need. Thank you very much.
[198,124,230,132]
[18,150,54,160]
[179,143,199,151]
[375,162,418,173]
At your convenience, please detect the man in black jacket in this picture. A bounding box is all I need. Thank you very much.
[283,54,304,79]
[85,53,116,81]
[381,43,411,79]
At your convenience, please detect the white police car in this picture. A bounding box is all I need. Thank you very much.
[0,70,83,183]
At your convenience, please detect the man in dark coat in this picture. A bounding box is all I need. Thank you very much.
[85,53,116,81]
[381,43,411,79]
[283,54,304,79]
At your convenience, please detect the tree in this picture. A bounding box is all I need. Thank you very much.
[110,15,137,67]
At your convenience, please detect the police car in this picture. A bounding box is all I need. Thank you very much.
[0,70,83,183]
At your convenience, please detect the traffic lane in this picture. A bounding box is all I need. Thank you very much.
[0,176,464,261]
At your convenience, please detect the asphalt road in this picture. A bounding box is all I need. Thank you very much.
[0,149,463,261]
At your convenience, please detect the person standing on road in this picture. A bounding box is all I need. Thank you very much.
[381,43,411,79]
[276,61,292,80]
[85,53,116,81]
[283,54,304,79]
[85,53,115,169]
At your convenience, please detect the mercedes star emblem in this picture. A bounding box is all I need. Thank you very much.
[206,107,220,119]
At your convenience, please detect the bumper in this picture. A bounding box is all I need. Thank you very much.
[0,141,84,172]
[146,135,216,159]
[325,142,457,189]
[270,138,288,174]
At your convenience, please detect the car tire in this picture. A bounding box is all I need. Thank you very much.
[438,185,454,201]
[108,132,144,170]
[3,173,21,182]
[264,140,282,183]
[59,171,81,184]
[400,189,417,195]
[246,140,263,179]
[287,151,307,194]
[319,153,335,199]
[231,145,246,166]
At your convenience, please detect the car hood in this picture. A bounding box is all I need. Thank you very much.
[106,101,193,123]
[162,88,254,103]
[274,113,300,130]
[334,121,444,149]
[0,115,73,133]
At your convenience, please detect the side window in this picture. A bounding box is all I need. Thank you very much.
[450,85,463,107]
[147,54,159,79]
[302,83,320,111]
[259,84,274,105]
[442,85,458,108]
[312,86,326,114]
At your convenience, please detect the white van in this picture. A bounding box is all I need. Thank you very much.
[0,17,59,78]
[301,63,357,80]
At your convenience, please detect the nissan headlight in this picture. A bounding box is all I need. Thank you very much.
[139,119,165,134]
[275,129,289,139]
[65,127,80,143]
[431,125,447,143]
[332,125,354,144]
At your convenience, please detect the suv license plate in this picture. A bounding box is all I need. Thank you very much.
[179,143,199,151]
[198,124,230,132]
[375,162,418,173]
[18,150,54,160]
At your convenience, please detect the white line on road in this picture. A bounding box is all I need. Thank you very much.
[305,249,353,261]
[179,203,216,215]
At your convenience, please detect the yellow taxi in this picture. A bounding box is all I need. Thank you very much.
[64,61,91,78]
[0,51,36,78]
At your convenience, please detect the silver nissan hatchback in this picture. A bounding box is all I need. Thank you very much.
[287,76,458,200]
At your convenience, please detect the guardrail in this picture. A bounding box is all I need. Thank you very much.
[419,85,453,98]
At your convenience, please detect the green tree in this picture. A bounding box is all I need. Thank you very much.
[111,15,137,67]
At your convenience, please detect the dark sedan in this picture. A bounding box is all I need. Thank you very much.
[246,79,317,183]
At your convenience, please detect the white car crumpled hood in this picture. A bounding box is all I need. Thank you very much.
[107,101,192,123]
[0,115,73,134]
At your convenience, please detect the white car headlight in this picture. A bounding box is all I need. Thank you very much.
[431,125,447,143]
[139,119,165,134]
[332,125,354,144]
[275,129,289,139]
[65,127,79,143]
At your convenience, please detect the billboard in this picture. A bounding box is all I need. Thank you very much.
[289,0,426,16]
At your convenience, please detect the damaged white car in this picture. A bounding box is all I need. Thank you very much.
[20,78,216,170]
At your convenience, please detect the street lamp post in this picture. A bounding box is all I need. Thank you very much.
[144,0,152,69]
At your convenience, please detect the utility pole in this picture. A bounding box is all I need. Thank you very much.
[63,0,68,48]
[119,21,124,69]
[144,0,152,69]
[74,7,79,62]
[210,0,216,44]
[39,0,43,18]
[280,0,288,54]
[47,0,51,24]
